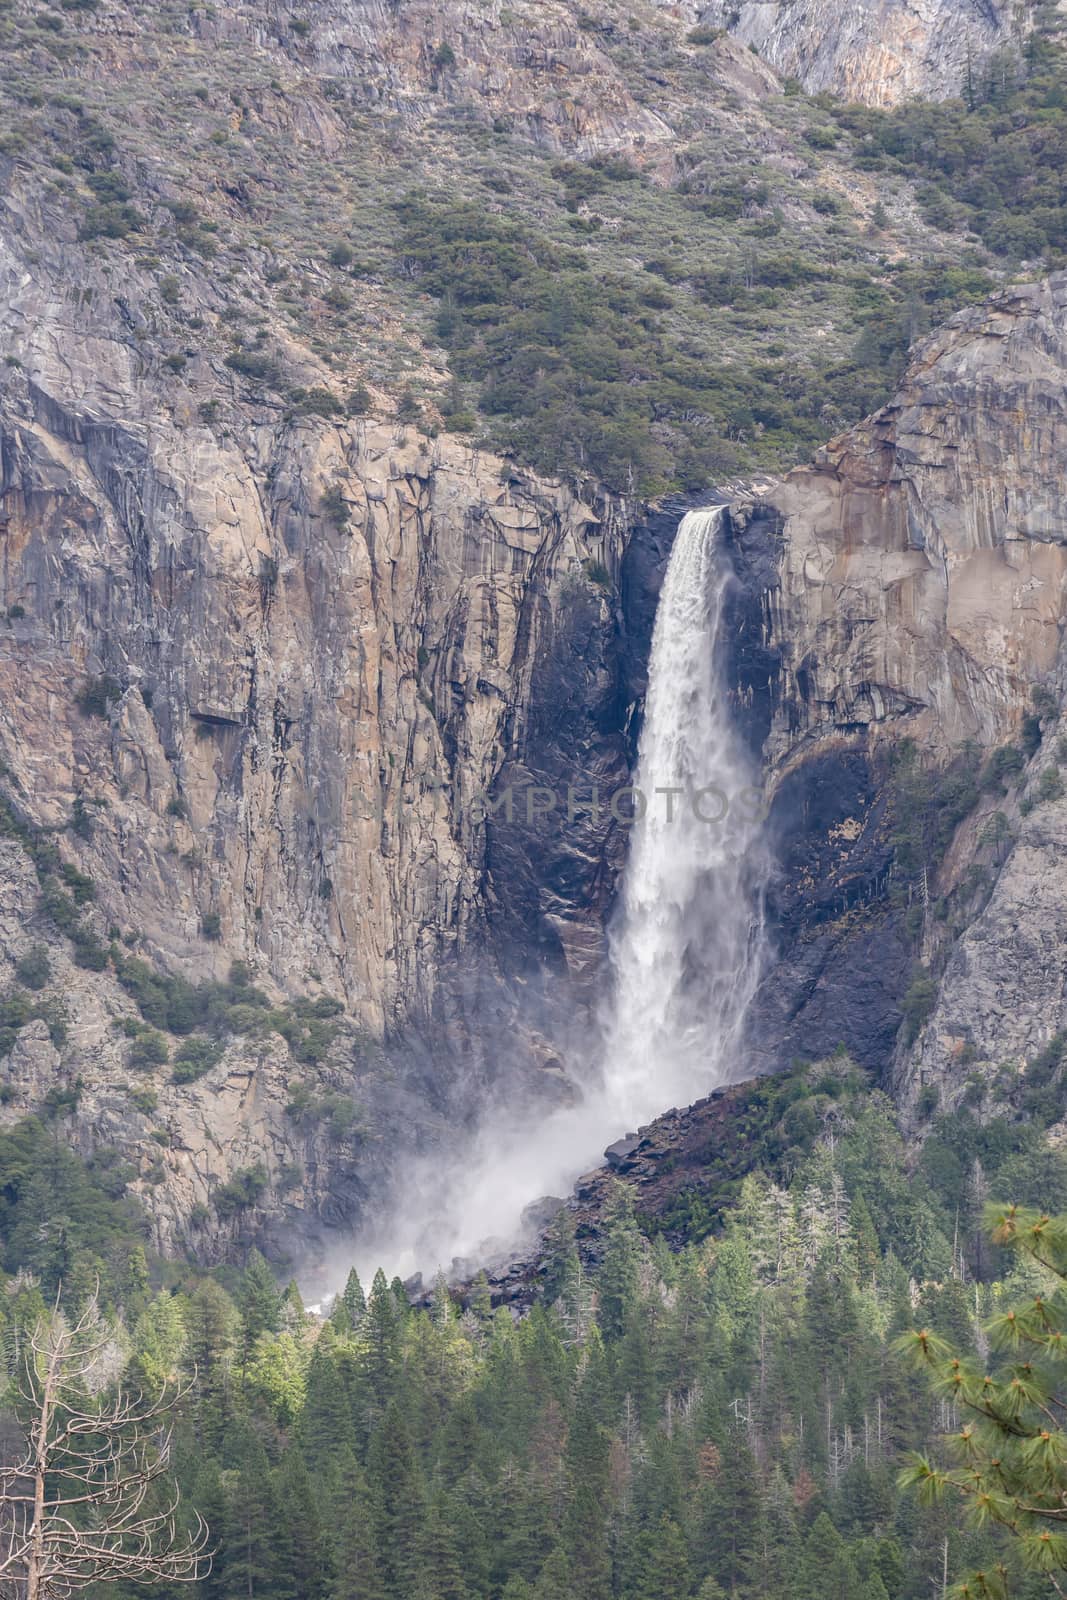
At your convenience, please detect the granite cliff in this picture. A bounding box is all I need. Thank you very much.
[726,274,1067,1112]
[0,239,646,1251]
[0,0,1059,1269]
[697,0,1018,106]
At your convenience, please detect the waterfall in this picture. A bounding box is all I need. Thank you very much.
[339,505,766,1287]
[601,504,766,1125]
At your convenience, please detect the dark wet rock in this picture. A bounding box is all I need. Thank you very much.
[465,1076,784,1306]
[521,1195,567,1232]
[604,1134,641,1169]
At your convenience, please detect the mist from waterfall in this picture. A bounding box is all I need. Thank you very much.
[339,505,767,1288]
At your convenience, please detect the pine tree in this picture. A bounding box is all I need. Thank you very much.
[850,1191,881,1277]
[656,1249,711,1392]
[363,1268,402,1421]
[794,1512,865,1600]
[281,1277,309,1332]
[332,1267,368,1333]
[467,1270,493,1330]
[694,1434,762,1595]
[532,1545,578,1600]
[898,1204,1067,1597]
[129,1288,187,1393]
[368,1400,425,1599]
[391,1276,411,1316]
[329,1455,386,1600]
[417,1488,471,1600]
[756,1464,800,1600]
[184,1279,238,1447]
[541,1208,579,1308]
[301,1328,360,1465]
[239,1249,283,1364]
[805,1255,860,1385]
[597,1183,642,1342]
[449,1468,493,1599]
[634,1514,691,1600]
[221,1424,297,1600]
[630,1428,685,1528]
[615,1309,656,1425]
[274,1446,328,1600]
[437,1392,481,1481]
[488,1460,555,1591]
[561,1391,611,1600]
[188,1460,228,1600]
[244,1329,308,1425]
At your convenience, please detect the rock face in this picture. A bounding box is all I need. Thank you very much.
[0,0,1053,1266]
[740,276,1067,770]
[697,0,1016,105]
[728,274,1067,1092]
[0,206,663,1255]
[901,711,1067,1119]
[191,0,676,159]
[0,332,627,1027]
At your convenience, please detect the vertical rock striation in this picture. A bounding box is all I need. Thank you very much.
[727,275,1067,1092]
[0,219,656,1253]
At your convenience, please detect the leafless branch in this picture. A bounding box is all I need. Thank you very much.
[0,1288,210,1600]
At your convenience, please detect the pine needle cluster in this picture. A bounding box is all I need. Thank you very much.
[898,1205,1067,1598]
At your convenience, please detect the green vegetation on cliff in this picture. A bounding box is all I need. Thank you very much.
[833,24,1067,263]
[0,0,1040,496]
[396,196,991,492]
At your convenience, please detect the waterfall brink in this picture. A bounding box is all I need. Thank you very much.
[601,504,766,1125]
[339,505,766,1287]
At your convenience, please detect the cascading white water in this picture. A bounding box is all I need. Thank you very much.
[338,505,766,1286]
[600,505,766,1124]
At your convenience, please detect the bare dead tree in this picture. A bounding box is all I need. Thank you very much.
[0,1292,209,1600]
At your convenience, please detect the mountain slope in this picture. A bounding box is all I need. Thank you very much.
[0,0,1060,1263]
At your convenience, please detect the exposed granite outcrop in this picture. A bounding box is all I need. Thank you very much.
[0,205,658,1254]
[697,0,1016,106]
[727,274,1067,1091]
[0,373,623,1019]
[735,276,1067,770]
[901,713,1067,1119]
